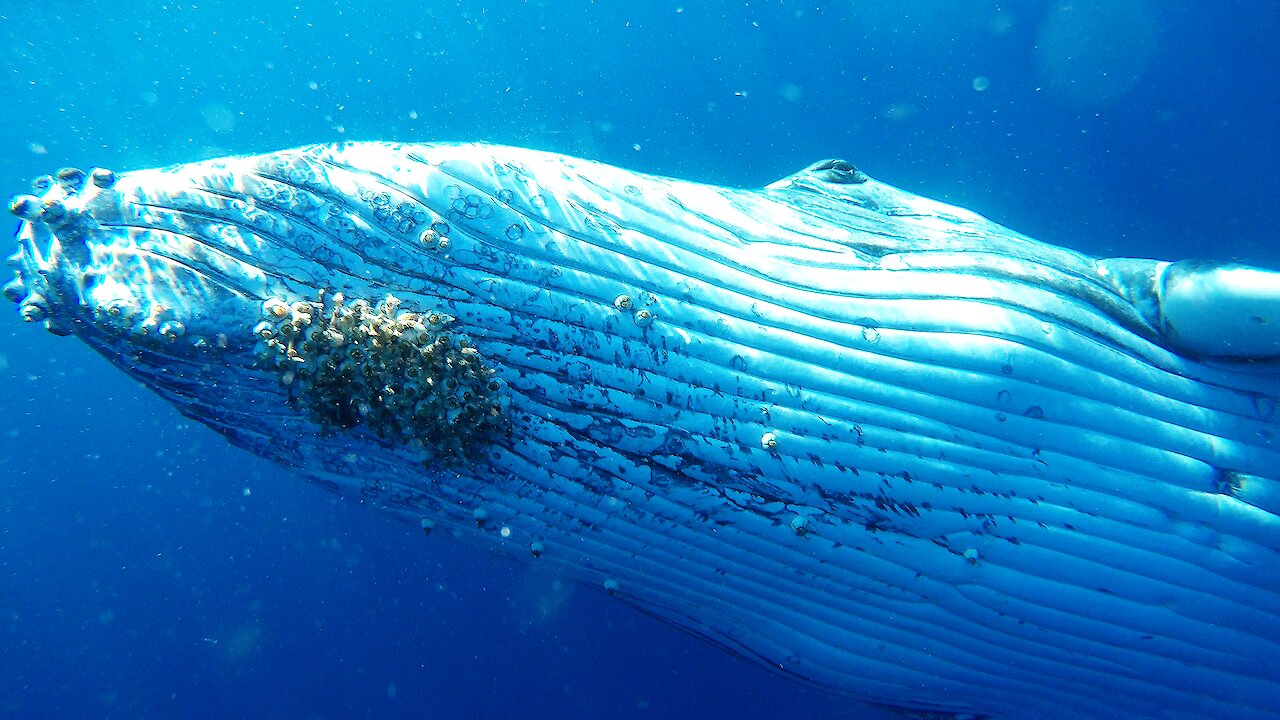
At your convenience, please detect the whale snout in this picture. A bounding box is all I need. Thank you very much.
[6,165,267,351]
[6,157,512,468]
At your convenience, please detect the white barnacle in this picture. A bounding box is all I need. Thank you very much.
[158,320,185,342]
[264,298,290,319]
[633,308,655,327]
[603,578,621,595]
[256,292,507,463]
[761,431,778,449]
[613,294,632,311]
[963,548,980,564]
[790,515,809,536]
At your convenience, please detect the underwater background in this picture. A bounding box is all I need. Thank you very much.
[0,1,1276,718]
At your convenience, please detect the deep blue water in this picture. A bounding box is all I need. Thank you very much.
[1,2,1276,718]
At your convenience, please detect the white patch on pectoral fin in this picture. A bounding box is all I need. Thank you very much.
[1098,257,1280,359]
[1157,261,1280,359]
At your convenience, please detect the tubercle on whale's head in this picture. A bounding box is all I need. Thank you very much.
[5,158,511,468]
[6,166,255,346]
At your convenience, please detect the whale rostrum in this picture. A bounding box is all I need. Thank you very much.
[8,143,1280,719]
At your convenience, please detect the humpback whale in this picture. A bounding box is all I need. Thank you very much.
[6,143,1279,719]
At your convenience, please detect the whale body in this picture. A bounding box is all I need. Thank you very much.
[7,143,1280,719]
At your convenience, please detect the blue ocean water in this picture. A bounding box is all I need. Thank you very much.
[0,2,1276,718]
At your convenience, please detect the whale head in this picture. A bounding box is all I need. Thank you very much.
[8,142,1280,720]
[5,148,512,478]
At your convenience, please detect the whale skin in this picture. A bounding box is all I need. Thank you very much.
[7,143,1280,719]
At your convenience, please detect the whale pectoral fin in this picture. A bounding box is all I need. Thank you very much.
[1159,261,1280,360]
[1100,257,1280,360]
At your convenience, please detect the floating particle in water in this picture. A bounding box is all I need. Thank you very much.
[201,103,237,135]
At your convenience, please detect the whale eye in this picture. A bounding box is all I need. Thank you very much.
[806,158,868,185]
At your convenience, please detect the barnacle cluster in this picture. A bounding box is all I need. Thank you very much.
[254,291,508,464]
